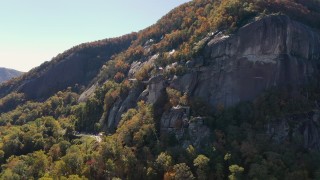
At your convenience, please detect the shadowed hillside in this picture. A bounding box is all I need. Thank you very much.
[0,0,320,179]
[0,67,23,83]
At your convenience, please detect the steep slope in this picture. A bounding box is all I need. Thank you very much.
[0,33,136,100]
[1,0,320,179]
[172,15,320,107]
[92,14,320,143]
[0,67,23,83]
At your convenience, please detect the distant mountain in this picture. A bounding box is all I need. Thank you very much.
[0,0,320,179]
[0,67,23,83]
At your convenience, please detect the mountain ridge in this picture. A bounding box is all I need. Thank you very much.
[0,0,320,179]
[0,33,136,100]
[0,67,23,84]
[1,0,320,101]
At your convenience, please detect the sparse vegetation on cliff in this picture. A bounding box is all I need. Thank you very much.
[0,0,320,179]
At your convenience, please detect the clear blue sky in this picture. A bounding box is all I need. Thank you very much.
[0,0,190,72]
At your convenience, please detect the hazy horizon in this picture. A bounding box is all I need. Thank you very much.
[0,0,190,72]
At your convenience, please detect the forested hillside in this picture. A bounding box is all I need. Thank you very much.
[0,0,320,179]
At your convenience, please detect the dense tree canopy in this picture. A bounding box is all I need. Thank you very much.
[0,0,320,179]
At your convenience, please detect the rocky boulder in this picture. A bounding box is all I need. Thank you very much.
[101,84,145,132]
[267,109,320,150]
[160,106,210,149]
[147,75,167,105]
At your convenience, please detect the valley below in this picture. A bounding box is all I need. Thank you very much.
[1,0,320,179]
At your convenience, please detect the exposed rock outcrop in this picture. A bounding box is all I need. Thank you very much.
[267,109,320,150]
[156,15,320,150]
[146,75,167,104]
[101,84,145,132]
[172,15,320,107]
[160,106,210,149]
[78,84,97,102]
[160,106,189,133]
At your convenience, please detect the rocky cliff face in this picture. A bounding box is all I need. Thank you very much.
[2,14,319,150]
[101,84,145,132]
[147,16,320,149]
[99,16,320,134]
[172,15,320,107]
[160,106,210,148]
[2,1,320,178]
[267,108,320,150]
